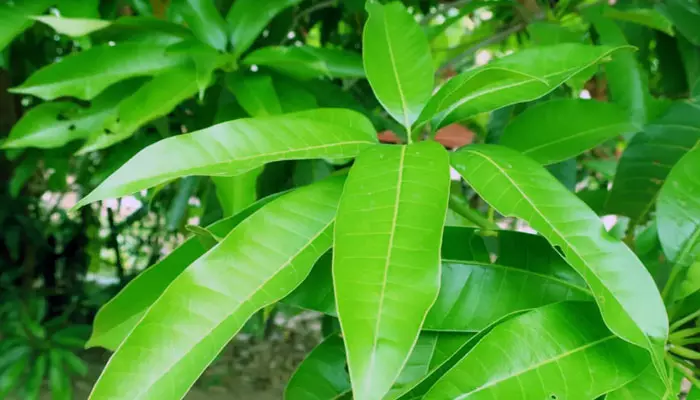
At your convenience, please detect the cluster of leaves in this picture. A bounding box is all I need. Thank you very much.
[3,0,700,399]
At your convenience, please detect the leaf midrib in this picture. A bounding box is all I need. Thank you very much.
[381,10,411,129]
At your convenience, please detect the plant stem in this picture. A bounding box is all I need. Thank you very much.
[670,327,700,342]
[449,193,499,230]
[670,308,700,332]
[669,344,700,360]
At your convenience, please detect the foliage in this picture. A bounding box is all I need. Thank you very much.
[2,0,700,399]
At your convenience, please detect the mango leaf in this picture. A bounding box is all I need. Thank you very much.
[657,145,700,301]
[424,228,590,331]
[603,8,674,36]
[86,193,283,350]
[78,67,201,153]
[2,80,142,149]
[417,44,626,130]
[588,8,650,127]
[527,22,585,45]
[424,302,649,399]
[499,99,638,165]
[170,0,229,51]
[273,75,319,113]
[363,2,433,130]
[226,0,301,56]
[243,46,365,80]
[334,141,450,399]
[451,144,669,382]
[605,365,680,400]
[285,334,352,400]
[0,0,52,52]
[662,0,700,46]
[606,101,700,222]
[284,252,337,316]
[213,167,262,218]
[89,177,344,399]
[10,43,189,101]
[23,353,47,400]
[74,108,376,208]
[225,72,282,117]
[32,16,111,37]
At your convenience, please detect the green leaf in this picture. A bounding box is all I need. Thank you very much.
[185,225,222,249]
[165,176,200,231]
[417,44,626,130]
[243,46,365,80]
[424,228,590,331]
[213,167,262,218]
[589,8,650,127]
[0,0,52,52]
[3,80,143,150]
[23,354,47,400]
[0,352,29,398]
[605,365,678,400]
[424,302,649,399]
[363,1,433,130]
[226,0,301,56]
[273,75,318,113]
[663,0,700,46]
[170,0,229,51]
[451,144,669,382]
[334,141,450,399]
[89,177,344,399]
[603,8,674,36]
[499,99,638,165]
[32,15,111,37]
[75,108,376,208]
[10,43,189,101]
[606,101,700,222]
[78,66,201,153]
[285,334,352,400]
[48,351,72,400]
[225,72,282,116]
[86,192,283,350]
[527,22,585,45]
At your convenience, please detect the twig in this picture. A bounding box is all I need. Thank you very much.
[449,193,499,230]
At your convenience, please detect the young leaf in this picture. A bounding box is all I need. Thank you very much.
[170,0,229,51]
[417,44,626,130]
[285,334,352,400]
[226,0,301,56]
[243,46,365,80]
[333,141,450,399]
[0,0,52,52]
[89,177,344,399]
[10,43,189,101]
[657,145,700,301]
[74,108,376,208]
[225,72,283,117]
[424,302,649,399]
[86,193,283,350]
[606,101,700,221]
[78,67,201,153]
[451,144,669,382]
[362,1,433,130]
[500,99,639,165]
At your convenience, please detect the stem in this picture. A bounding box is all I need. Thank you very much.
[449,193,499,230]
[667,354,700,387]
[670,327,700,342]
[676,337,700,346]
[668,344,700,360]
[670,308,700,332]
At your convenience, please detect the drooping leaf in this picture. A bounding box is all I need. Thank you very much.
[32,15,111,37]
[225,72,282,117]
[417,44,627,130]
[500,99,639,165]
[2,80,142,149]
[334,141,450,399]
[362,2,433,130]
[606,101,700,222]
[23,354,47,400]
[424,302,649,399]
[89,177,344,399]
[0,0,52,52]
[603,7,674,36]
[78,67,201,153]
[662,0,700,46]
[226,0,302,56]
[243,46,365,80]
[170,0,229,51]
[10,43,189,101]
[285,334,352,400]
[75,109,376,208]
[451,144,669,381]
[86,193,284,350]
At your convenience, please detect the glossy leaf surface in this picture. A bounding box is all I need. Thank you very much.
[417,44,625,130]
[500,99,638,165]
[334,141,450,399]
[86,193,283,350]
[75,109,376,208]
[243,46,365,80]
[226,73,282,116]
[32,16,111,37]
[424,302,649,399]
[363,2,433,129]
[171,0,229,51]
[607,101,700,221]
[285,335,352,400]
[89,177,344,399]
[0,0,52,51]
[227,0,301,56]
[10,43,188,101]
[451,144,668,379]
